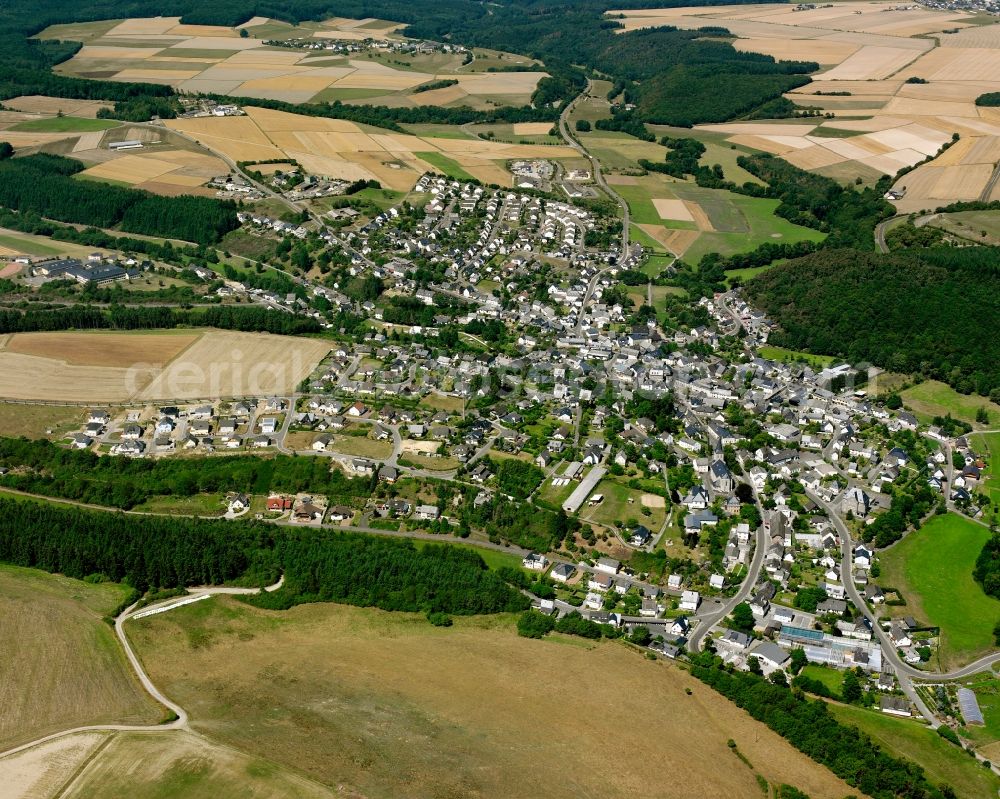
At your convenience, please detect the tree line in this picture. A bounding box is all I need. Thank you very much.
[691,652,954,799]
[0,154,239,245]
[0,439,383,510]
[0,304,322,336]
[0,495,527,615]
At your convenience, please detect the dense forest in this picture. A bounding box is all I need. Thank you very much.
[0,154,238,245]
[744,248,1000,399]
[974,533,1000,599]
[691,653,952,799]
[0,496,528,614]
[1,0,814,129]
[0,304,322,336]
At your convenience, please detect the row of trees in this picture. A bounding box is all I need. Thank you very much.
[0,154,239,244]
[690,652,954,799]
[0,495,528,614]
[974,533,1000,599]
[0,304,322,336]
[0,438,378,510]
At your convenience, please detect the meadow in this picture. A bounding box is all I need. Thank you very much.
[0,564,161,750]
[879,512,1000,670]
[971,431,1000,507]
[901,380,1000,427]
[830,703,1000,799]
[127,597,856,799]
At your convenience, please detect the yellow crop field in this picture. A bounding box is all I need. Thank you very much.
[0,330,328,402]
[166,105,577,190]
[48,15,547,108]
[135,330,330,401]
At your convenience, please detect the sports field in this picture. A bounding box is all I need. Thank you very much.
[0,330,330,402]
[126,598,856,799]
[879,512,1000,669]
[0,564,161,750]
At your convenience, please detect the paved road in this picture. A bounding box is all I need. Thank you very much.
[688,480,768,652]
[981,161,1000,202]
[558,81,629,254]
[874,215,899,254]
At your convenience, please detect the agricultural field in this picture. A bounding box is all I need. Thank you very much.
[126,597,856,799]
[0,403,88,440]
[830,703,1000,799]
[0,564,162,751]
[900,380,1000,427]
[166,105,577,191]
[0,108,229,197]
[615,2,1000,206]
[135,330,330,401]
[9,116,119,133]
[0,330,330,403]
[0,729,337,799]
[43,15,546,109]
[879,513,1000,670]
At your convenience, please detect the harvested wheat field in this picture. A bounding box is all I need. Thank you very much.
[2,96,112,118]
[46,730,337,799]
[78,148,228,191]
[47,15,545,107]
[135,330,330,401]
[128,598,858,799]
[653,198,696,222]
[0,565,162,752]
[3,331,198,367]
[0,732,111,799]
[0,330,327,402]
[167,105,577,190]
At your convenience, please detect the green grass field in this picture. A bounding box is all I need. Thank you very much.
[901,381,1000,428]
[10,116,119,133]
[971,432,1000,507]
[831,703,1000,799]
[414,151,477,181]
[0,232,66,256]
[759,345,837,369]
[880,513,1000,669]
[681,195,826,265]
[799,664,844,696]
